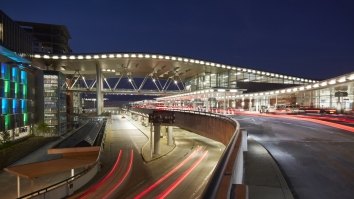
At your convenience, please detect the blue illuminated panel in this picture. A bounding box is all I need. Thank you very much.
[21,71,27,84]
[2,98,8,114]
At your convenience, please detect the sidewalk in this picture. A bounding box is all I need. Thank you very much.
[245,139,294,199]
[123,114,176,162]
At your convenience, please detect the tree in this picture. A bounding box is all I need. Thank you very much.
[0,130,11,144]
[35,122,50,136]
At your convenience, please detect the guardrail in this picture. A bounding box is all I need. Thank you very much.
[130,108,247,199]
[18,123,107,199]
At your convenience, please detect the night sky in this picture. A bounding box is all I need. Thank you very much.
[2,0,354,80]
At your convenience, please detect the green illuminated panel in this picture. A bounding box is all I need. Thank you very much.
[4,80,10,93]
[23,84,27,98]
[5,114,10,130]
[15,82,19,98]
[23,113,28,125]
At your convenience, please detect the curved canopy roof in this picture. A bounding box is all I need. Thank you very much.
[29,53,316,83]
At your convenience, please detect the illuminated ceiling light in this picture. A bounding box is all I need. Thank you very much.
[61,55,67,59]
[348,74,354,80]
[313,83,319,88]
[152,55,157,59]
[195,60,200,64]
[217,89,225,92]
[320,82,327,87]
[328,80,336,85]
[247,69,251,73]
[123,54,129,58]
[78,55,84,59]
[299,87,305,91]
[102,69,106,71]
[69,55,76,59]
[164,56,170,60]
[171,57,176,60]
[174,80,177,84]
[138,54,143,58]
[231,67,236,70]
[112,69,115,72]
[128,78,132,82]
[221,64,226,68]
[306,85,312,89]
[205,62,210,66]
[144,54,150,58]
[158,55,163,59]
[275,74,279,77]
[107,69,111,72]
[281,90,286,93]
[211,63,216,66]
[152,78,156,82]
[271,74,275,77]
[52,55,59,59]
[275,91,280,94]
[183,58,189,62]
[244,79,249,82]
[101,54,107,58]
[189,59,195,63]
[34,54,41,58]
[266,72,270,76]
[293,88,298,92]
[337,77,346,83]
[109,54,115,58]
[131,54,137,58]
[230,89,237,93]
[177,57,183,61]
[93,55,99,59]
[85,55,92,59]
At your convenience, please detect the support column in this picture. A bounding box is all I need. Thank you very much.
[71,169,75,177]
[153,124,161,155]
[96,64,103,115]
[167,126,173,146]
[223,93,226,114]
[150,124,154,158]
[17,176,20,198]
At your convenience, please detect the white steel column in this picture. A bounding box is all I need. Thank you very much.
[153,124,161,155]
[17,176,20,198]
[167,126,173,146]
[96,64,103,115]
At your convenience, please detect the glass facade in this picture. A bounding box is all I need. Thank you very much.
[43,71,67,136]
[185,69,311,91]
[0,62,31,140]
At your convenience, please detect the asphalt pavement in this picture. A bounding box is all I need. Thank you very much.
[233,115,354,199]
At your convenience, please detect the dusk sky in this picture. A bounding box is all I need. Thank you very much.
[2,0,354,80]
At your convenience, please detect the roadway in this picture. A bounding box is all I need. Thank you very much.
[73,115,224,199]
[232,114,354,199]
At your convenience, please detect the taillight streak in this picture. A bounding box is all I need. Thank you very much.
[78,150,123,199]
[102,149,134,199]
[134,146,202,199]
[156,150,208,199]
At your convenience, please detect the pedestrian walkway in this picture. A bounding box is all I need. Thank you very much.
[118,114,177,161]
[245,139,294,199]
